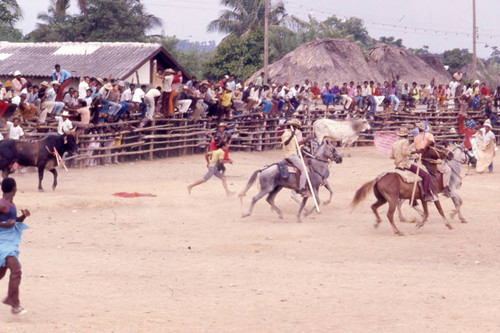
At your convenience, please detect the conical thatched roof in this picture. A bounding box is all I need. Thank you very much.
[417,54,451,79]
[248,38,384,86]
[462,60,500,88]
[366,44,451,84]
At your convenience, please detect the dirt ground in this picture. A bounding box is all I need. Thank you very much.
[0,146,499,332]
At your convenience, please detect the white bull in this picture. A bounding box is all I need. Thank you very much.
[313,118,371,157]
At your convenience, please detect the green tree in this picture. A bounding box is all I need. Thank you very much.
[287,15,376,52]
[0,0,22,26]
[442,48,472,75]
[29,0,162,42]
[54,0,88,18]
[207,0,286,37]
[203,30,264,80]
[378,36,404,48]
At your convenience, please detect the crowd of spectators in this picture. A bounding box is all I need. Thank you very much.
[0,64,498,151]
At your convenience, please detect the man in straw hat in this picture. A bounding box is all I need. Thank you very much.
[281,118,312,196]
[11,71,27,98]
[475,119,495,173]
[390,126,433,202]
[414,121,452,196]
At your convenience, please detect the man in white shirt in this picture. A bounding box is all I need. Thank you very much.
[132,85,147,118]
[78,76,90,101]
[7,118,24,140]
[45,81,65,115]
[162,69,175,116]
[55,111,73,135]
[140,87,162,127]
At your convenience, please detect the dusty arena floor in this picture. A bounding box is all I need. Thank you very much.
[1,146,499,332]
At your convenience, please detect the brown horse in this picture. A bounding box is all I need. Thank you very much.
[351,145,454,236]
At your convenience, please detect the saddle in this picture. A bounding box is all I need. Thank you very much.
[277,158,310,188]
[394,169,422,183]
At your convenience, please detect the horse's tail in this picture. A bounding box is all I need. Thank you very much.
[239,168,265,202]
[351,179,376,209]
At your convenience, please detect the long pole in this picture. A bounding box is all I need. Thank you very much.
[264,0,269,85]
[410,154,422,206]
[472,0,477,81]
[292,127,320,213]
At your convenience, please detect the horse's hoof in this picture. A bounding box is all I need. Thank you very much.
[416,223,424,229]
[447,224,454,230]
[241,213,250,218]
[395,232,405,236]
[460,219,468,224]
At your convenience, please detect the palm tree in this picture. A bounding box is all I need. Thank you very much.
[0,0,23,27]
[55,0,88,18]
[207,0,286,37]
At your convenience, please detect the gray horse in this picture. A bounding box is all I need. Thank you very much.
[239,142,343,221]
[397,144,468,223]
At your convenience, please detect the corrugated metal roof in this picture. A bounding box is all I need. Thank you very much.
[0,42,163,79]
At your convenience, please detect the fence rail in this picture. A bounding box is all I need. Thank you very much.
[6,103,498,167]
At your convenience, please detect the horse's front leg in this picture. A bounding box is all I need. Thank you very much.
[323,181,333,205]
[450,193,467,223]
[297,197,308,222]
[433,199,453,230]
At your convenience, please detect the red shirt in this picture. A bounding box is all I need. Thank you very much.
[311,86,320,96]
[481,86,491,97]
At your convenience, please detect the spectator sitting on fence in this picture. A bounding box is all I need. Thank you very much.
[17,93,37,121]
[55,111,73,135]
[140,86,162,128]
[52,64,73,102]
[132,85,147,119]
[465,113,477,130]
[45,81,65,116]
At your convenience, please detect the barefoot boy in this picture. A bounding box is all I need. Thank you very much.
[187,142,234,196]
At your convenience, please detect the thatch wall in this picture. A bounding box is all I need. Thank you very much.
[367,44,451,85]
[248,38,384,86]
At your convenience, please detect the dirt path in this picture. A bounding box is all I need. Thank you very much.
[1,147,499,332]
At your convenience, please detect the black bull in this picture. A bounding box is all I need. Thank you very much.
[0,134,78,191]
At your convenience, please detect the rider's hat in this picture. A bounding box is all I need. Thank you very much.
[285,118,301,128]
[416,121,431,132]
[396,127,409,136]
[484,119,492,129]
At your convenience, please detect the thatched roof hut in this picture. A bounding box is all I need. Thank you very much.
[366,44,451,85]
[248,38,384,87]
[417,54,451,79]
[462,60,500,88]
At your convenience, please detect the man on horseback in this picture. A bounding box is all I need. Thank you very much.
[390,127,433,202]
[413,122,452,196]
[281,119,312,196]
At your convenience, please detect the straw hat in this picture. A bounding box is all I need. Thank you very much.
[416,121,432,132]
[61,110,70,117]
[225,87,232,92]
[396,127,409,137]
[96,77,104,85]
[103,83,113,90]
[449,127,457,134]
[484,119,492,128]
[164,68,175,74]
[200,80,209,86]
[285,118,301,128]
[218,122,228,128]
[51,81,60,86]
[14,70,21,76]
[40,81,49,87]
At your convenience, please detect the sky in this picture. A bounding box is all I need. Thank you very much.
[14,0,500,59]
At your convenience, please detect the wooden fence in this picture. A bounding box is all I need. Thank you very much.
[4,103,499,167]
